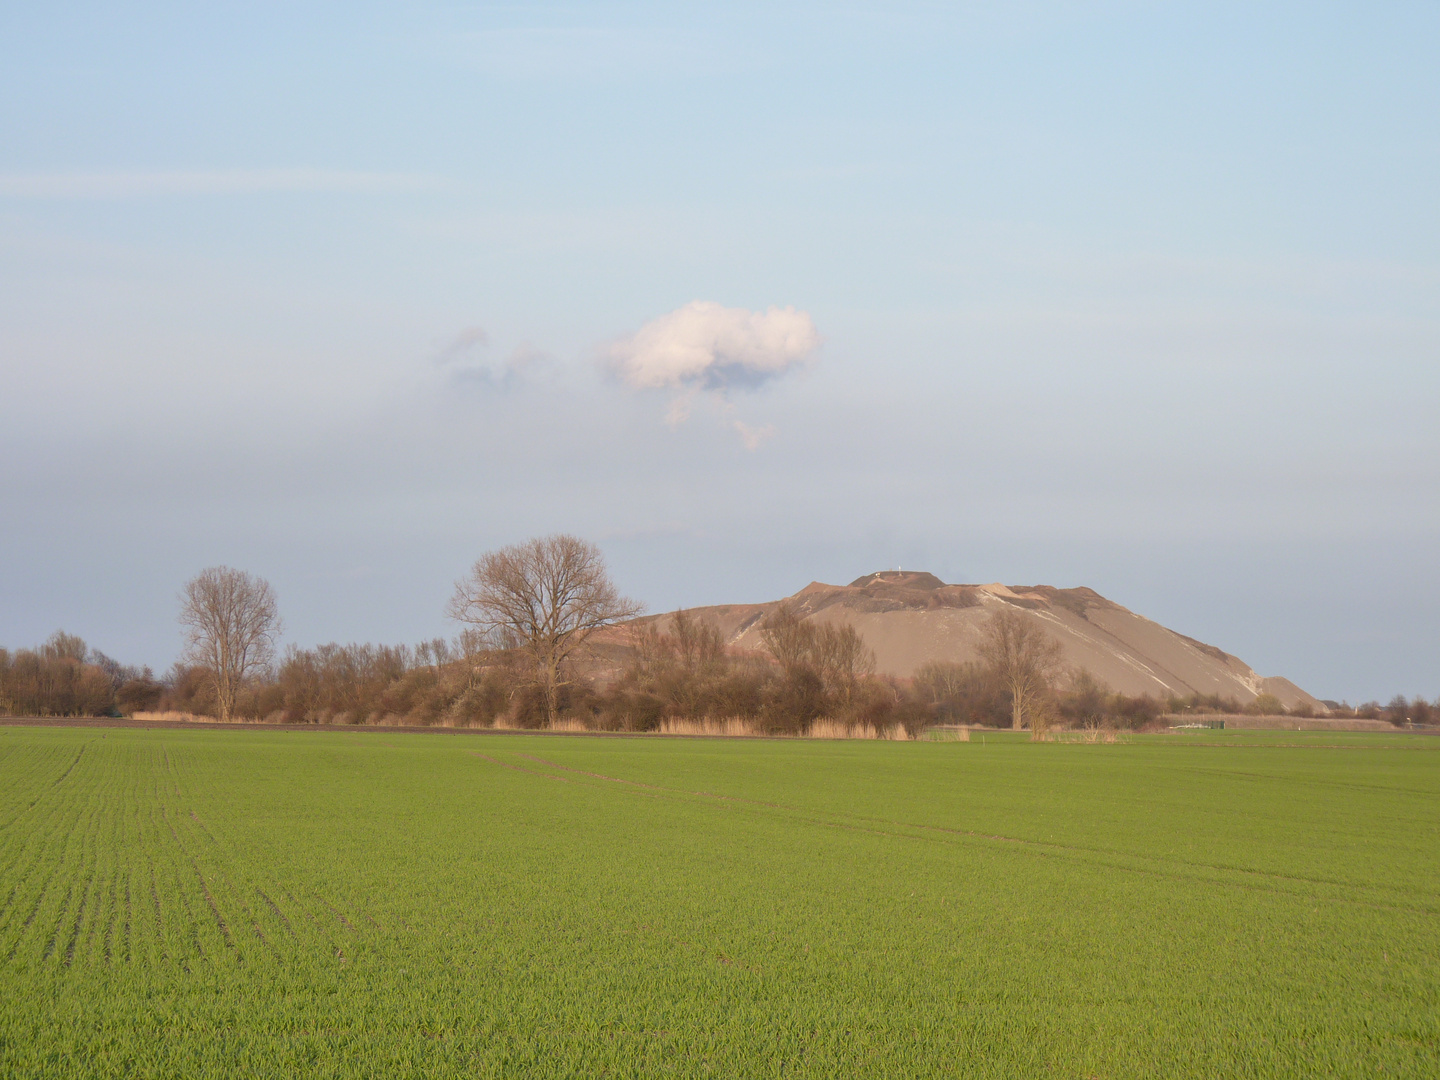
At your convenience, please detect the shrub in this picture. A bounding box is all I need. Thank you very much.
[116,672,165,715]
[0,633,120,717]
[912,661,1009,727]
[1245,693,1286,716]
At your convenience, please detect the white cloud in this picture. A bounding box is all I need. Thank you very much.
[610,300,820,391]
[733,420,775,451]
[0,169,443,199]
[609,301,819,450]
[446,343,552,392]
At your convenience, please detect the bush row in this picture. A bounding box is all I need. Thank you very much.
[4,627,1433,731]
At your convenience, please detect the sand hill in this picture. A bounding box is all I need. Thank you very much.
[621,571,1323,712]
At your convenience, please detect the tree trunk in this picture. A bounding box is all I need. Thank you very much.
[544,653,560,726]
[217,670,233,722]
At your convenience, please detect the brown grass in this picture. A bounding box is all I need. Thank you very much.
[807,719,913,741]
[1031,728,1126,743]
[546,717,591,733]
[132,711,237,724]
[657,717,757,737]
[127,710,948,742]
[642,717,917,740]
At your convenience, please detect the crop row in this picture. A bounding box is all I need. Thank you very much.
[0,737,370,977]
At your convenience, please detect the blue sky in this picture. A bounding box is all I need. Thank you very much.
[2,2,1437,701]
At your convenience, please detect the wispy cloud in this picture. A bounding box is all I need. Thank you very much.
[444,339,553,393]
[432,326,489,365]
[732,420,775,451]
[0,169,445,199]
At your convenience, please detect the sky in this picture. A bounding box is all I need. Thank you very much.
[1,1,1437,703]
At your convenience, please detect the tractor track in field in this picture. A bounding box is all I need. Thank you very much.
[188,810,219,842]
[61,870,93,965]
[256,889,296,937]
[165,817,238,957]
[320,897,357,932]
[186,818,274,957]
[5,872,48,956]
[52,744,86,787]
[117,877,131,963]
[467,750,587,786]
[283,888,347,952]
[148,865,166,962]
[4,765,99,962]
[0,744,94,831]
[174,861,206,964]
[496,751,1440,916]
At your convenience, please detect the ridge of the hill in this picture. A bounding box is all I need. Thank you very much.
[613,570,1322,712]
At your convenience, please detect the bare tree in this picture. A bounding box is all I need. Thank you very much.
[976,606,1063,730]
[759,605,876,718]
[812,622,874,708]
[179,567,282,721]
[446,535,642,725]
[633,609,726,680]
[758,604,813,680]
[668,609,725,676]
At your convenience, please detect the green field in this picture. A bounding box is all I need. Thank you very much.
[1,726,1436,1077]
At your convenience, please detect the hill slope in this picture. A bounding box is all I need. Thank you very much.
[627,571,1322,711]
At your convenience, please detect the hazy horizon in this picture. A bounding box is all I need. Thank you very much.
[3,2,1437,703]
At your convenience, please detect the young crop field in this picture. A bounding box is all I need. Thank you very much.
[0,725,1436,1077]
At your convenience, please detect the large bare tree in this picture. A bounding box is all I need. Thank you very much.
[178,567,282,721]
[759,605,875,717]
[977,605,1064,730]
[446,534,642,725]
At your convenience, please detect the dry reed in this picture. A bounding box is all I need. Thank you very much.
[131,711,234,724]
[126,710,945,743]
[917,726,970,742]
[807,718,865,740]
[656,717,758,738]
[546,717,591,733]
[1031,728,1125,744]
[1070,728,1123,743]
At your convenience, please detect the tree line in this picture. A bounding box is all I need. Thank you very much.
[3,533,1432,729]
[0,632,164,718]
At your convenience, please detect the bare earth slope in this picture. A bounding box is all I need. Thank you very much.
[619,571,1322,711]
